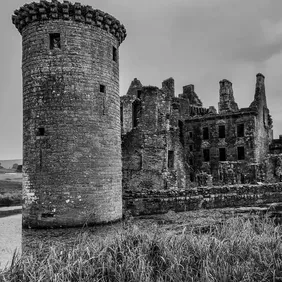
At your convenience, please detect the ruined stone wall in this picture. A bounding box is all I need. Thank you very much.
[264,154,282,183]
[218,79,239,113]
[121,84,188,192]
[13,1,126,228]
[121,78,143,135]
[185,112,257,184]
[269,137,282,154]
[250,74,273,162]
[123,183,282,216]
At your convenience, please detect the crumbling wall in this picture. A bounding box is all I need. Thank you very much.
[121,81,188,192]
[185,112,257,185]
[250,74,273,162]
[264,154,282,183]
[123,183,282,216]
[121,78,143,135]
[218,79,239,113]
[269,136,282,154]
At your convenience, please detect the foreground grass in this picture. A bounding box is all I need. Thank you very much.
[1,216,282,282]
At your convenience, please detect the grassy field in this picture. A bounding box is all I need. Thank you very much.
[0,172,22,206]
[0,216,281,282]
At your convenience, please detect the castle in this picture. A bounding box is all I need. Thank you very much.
[13,0,282,228]
[121,74,279,190]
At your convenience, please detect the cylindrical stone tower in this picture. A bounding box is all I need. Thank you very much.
[12,0,126,228]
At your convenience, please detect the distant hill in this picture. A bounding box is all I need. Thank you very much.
[0,159,22,169]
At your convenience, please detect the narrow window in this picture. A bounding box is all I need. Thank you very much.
[238,147,245,160]
[137,90,141,99]
[50,33,61,49]
[120,104,123,125]
[41,213,54,218]
[37,127,45,136]
[203,149,210,162]
[189,131,193,138]
[113,46,117,62]
[218,125,225,138]
[219,148,226,161]
[237,124,244,137]
[189,145,193,151]
[132,100,141,128]
[100,84,106,93]
[168,150,174,169]
[190,173,194,182]
[178,120,184,146]
[203,127,209,140]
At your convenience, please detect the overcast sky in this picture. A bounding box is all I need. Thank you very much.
[1,0,282,159]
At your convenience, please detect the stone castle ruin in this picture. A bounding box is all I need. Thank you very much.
[13,0,282,228]
[121,74,274,190]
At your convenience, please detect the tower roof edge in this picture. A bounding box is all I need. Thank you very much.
[11,0,127,44]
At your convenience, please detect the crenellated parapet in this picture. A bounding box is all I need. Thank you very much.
[12,0,127,44]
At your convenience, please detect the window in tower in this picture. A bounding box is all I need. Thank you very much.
[37,127,45,136]
[100,84,106,93]
[113,46,117,62]
[50,33,61,49]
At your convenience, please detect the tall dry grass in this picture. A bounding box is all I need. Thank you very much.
[1,216,282,281]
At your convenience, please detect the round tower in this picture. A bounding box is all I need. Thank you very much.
[12,0,126,228]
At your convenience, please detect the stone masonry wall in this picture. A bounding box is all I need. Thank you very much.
[185,112,257,184]
[13,1,126,228]
[122,83,188,192]
[250,74,273,163]
[123,183,282,216]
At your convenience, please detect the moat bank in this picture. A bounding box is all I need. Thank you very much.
[1,204,282,270]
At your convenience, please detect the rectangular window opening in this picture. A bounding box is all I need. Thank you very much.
[137,90,142,99]
[100,84,106,93]
[50,33,61,50]
[203,127,209,140]
[218,125,225,138]
[203,149,210,162]
[168,150,174,169]
[189,145,193,151]
[219,148,226,161]
[120,105,123,125]
[189,131,193,138]
[41,213,54,218]
[237,124,244,137]
[178,120,184,146]
[238,146,245,160]
[113,46,117,62]
[37,127,45,136]
[190,173,195,182]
